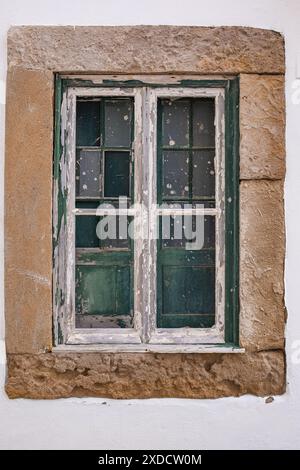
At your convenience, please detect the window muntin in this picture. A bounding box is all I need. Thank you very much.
[55,83,231,348]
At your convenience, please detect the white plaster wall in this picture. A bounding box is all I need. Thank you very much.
[0,0,300,450]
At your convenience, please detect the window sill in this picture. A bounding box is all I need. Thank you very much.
[53,344,245,353]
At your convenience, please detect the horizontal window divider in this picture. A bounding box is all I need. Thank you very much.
[76,146,132,151]
[148,328,224,345]
[71,87,136,97]
[73,208,218,216]
[66,329,142,345]
[73,208,137,216]
[53,344,245,354]
[157,208,218,216]
[161,146,215,151]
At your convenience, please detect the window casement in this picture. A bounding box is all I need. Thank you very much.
[53,77,239,352]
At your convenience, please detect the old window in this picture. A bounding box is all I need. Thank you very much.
[53,78,239,351]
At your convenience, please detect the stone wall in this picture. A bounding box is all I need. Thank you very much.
[5,26,286,398]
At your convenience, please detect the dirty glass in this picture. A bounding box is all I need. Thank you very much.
[75,96,134,328]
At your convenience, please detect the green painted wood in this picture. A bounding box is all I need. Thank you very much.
[76,250,131,265]
[53,74,65,344]
[64,78,229,89]
[158,315,215,329]
[75,264,131,318]
[224,77,240,345]
[159,248,215,266]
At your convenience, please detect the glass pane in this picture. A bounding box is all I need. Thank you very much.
[76,149,101,198]
[76,216,99,248]
[193,98,215,147]
[161,214,215,249]
[162,151,189,198]
[162,99,190,147]
[192,150,215,198]
[104,151,130,198]
[203,215,215,249]
[98,216,132,250]
[104,99,133,147]
[76,100,100,147]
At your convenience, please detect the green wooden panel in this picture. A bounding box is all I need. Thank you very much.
[158,265,215,328]
[159,248,215,267]
[158,315,215,329]
[76,264,131,318]
[76,100,101,147]
[76,250,131,266]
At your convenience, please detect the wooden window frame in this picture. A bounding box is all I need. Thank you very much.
[53,76,240,352]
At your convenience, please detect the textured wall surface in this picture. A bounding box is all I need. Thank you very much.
[7,26,284,73]
[240,74,286,179]
[5,25,286,399]
[6,351,285,399]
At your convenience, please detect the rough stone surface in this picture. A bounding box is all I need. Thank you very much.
[7,26,284,74]
[240,74,286,179]
[6,351,285,399]
[5,68,53,353]
[240,180,286,352]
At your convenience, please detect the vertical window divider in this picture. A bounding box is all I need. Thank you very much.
[189,98,193,201]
